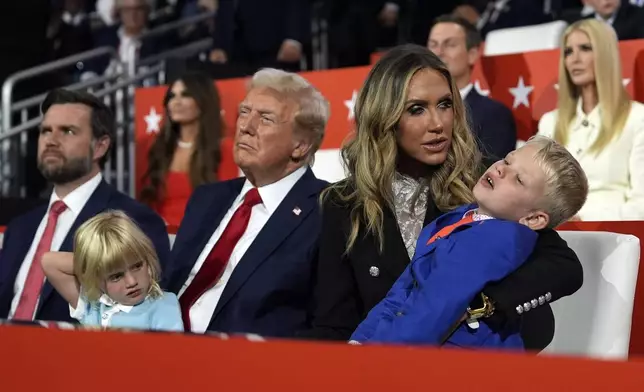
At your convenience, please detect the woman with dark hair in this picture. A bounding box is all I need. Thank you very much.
[303,44,583,351]
[140,71,223,226]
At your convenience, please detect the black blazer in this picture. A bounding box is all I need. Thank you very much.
[465,89,517,167]
[302,182,583,351]
[212,0,312,59]
[585,3,644,41]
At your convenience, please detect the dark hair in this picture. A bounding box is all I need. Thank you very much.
[41,88,115,168]
[432,14,483,50]
[140,71,223,205]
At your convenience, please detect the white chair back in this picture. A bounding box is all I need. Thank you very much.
[543,231,641,359]
[484,20,568,56]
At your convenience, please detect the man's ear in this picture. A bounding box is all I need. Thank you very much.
[92,136,111,163]
[290,133,313,163]
[519,211,550,231]
[467,46,480,68]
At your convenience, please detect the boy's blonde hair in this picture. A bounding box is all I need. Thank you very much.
[524,135,589,228]
[73,210,163,302]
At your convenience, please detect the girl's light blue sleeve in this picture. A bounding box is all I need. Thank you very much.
[150,292,185,332]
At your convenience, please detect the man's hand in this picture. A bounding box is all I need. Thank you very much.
[277,40,302,63]
[209,49,228,64]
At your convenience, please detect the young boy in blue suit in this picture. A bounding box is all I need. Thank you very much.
[349,136,589,350]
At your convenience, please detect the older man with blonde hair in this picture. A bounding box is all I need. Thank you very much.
[166,68,330,337]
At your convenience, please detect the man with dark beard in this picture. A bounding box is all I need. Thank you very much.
[0,89,170,323]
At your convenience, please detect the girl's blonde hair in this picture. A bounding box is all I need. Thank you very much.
[322,44,482,253]
[554,19,631,154]
[73,210,163,302]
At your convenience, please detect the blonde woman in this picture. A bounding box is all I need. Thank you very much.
[538,19,644,221]
[303,44,583,351]
[41,211,183,331]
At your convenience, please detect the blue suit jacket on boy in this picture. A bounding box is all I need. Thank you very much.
[350,204,538,349]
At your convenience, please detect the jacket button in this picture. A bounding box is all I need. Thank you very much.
[369,266,380,277]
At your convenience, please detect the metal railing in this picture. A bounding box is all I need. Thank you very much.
[0,6,332,198]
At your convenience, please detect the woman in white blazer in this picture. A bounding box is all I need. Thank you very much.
[538,19,644,221]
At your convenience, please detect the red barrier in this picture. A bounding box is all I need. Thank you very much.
[1,325,644,390]
[1,222,643,356]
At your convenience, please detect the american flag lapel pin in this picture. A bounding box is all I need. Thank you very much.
[292,206,302,216]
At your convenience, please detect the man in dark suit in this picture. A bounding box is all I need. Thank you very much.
[208,0,312,74]
[581,0,644,40]
[166,68,329,336]
[0,89,170,323]
[428,15,517,166]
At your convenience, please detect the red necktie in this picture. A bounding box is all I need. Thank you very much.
[13,200,68,320]
[427,214,474,245]
[179,188,262,330]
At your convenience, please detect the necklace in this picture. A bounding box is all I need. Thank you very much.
[177,140,193,149]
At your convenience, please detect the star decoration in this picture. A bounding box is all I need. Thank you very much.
[473,80,490,96]
[144,107,162,134]
[344,90,358,120]
[509,77,534,109]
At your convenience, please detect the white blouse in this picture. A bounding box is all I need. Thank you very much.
[538,100,644,221]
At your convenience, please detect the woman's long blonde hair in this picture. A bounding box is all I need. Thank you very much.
[322,44,481,253]
[554,19,631,153]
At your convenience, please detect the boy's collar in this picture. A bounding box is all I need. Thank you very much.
[98,295,134,313]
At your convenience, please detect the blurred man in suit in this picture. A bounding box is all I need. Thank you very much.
[428,15,516,166]
[209,0,312,73]
[166,68,329,336]
[582,0,644,40]
[0,89,170,323]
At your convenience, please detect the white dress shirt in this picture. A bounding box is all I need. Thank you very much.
[9,173,103,319]
[178,166,308,333]
[459,83,474,100]
[538,100,644,220]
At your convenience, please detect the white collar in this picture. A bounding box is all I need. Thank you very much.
[574,99,601,128]
[117,26,146,41]
[459,83,474,99]
[240,165,308,215]
[98,294,134,313]
[595,6,619,25]
[49,172,103,216]
[465,208,495,221]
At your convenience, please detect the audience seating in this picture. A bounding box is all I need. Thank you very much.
[484,20,569,56]
[543,231,641,359]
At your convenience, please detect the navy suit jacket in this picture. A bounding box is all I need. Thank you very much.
[0,180,171,322]
[212,0,312,58]
[465,89,517,167]
[166,167,327,337]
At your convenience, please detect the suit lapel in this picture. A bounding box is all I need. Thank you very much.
[3,207,47,292]
[211,168,324,320]
[379,207,412,278]
[38,181,113,312]
[169,180,244,294]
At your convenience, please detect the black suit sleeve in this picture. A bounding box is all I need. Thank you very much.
[483,228,583,331]
[126,207,172,281]
[285,0,312,46]
[212,0,236,54]
[298,199,362,341]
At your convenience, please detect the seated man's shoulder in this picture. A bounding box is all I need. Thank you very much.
[4,203,49,231]
[105,189,164,228]
[480,94,512,115]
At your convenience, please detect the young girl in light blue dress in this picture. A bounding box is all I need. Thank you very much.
[42,210,184,331]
